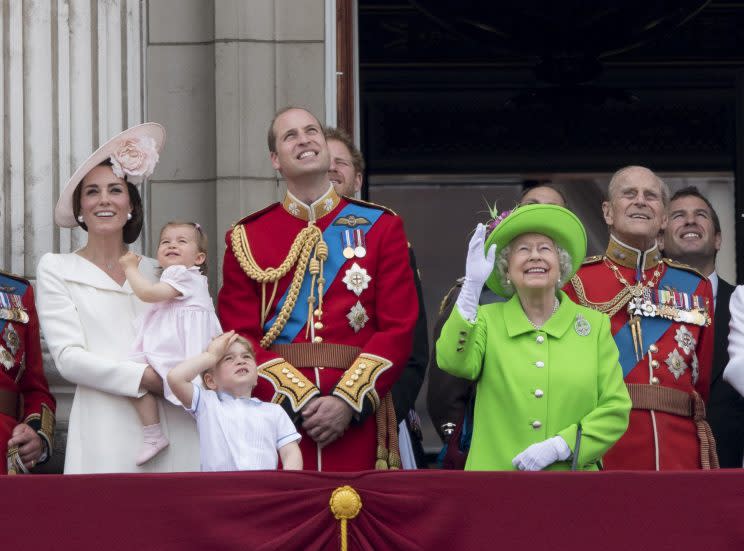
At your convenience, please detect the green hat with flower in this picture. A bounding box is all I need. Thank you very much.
[483,203,587,297]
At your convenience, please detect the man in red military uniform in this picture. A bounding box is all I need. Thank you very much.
[0,270,56,474]
[218,107,417,471]
[565,166,716,470]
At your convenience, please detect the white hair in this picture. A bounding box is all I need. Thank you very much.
[495,241,573,296]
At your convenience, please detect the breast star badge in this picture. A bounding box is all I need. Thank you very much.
[347,301,369,333]
[674,325,696,355]
[665,348,688,380]
[342,263,371,296]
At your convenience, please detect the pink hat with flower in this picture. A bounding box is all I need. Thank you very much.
[54,122,165,228]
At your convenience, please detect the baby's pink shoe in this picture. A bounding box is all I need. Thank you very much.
[136,423,170,466]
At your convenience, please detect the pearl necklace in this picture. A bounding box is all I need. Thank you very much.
[527,297,559,330]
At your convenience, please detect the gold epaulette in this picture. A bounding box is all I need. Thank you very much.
[342,195,397,216]
[230,202,280,228]
[662,258,706,279]
[582,255,603,265]
[438,278,465,316]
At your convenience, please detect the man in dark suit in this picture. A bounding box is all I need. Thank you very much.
[662,186,744,467]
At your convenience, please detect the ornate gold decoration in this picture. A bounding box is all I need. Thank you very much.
[333,354,392,413]
[333,214,371,227]
[258,358,319,412]
[231,222,329,348]
[329,485,362,551]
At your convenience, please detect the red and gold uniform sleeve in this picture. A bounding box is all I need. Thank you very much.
[331,215,418,415]
[693,278,714,403]
[218,227,319,414]
[18,285,56,455]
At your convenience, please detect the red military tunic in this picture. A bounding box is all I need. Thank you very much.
[218,186,417,471]
[0,271,56,474]
[565,236,714,470]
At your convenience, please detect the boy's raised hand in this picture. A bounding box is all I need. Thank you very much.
[207,330,238,360]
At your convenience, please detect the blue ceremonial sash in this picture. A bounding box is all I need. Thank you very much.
[264,203,384,344]
[615,265,701,377]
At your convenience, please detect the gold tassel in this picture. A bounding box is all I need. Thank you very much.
[330,486,362,551]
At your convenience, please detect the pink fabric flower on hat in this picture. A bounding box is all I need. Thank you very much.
[110,136,160,184]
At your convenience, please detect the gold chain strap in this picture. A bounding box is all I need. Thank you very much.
[231,223,324,348]
[569,273,633,317]
[570,257,664,317]
[232,224,316,282]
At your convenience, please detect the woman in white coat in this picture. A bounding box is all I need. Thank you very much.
[36,123,199,473]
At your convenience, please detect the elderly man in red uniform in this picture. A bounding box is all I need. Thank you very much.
[218,107,417,471]
[0,270,56,474]
[565,166,716,470]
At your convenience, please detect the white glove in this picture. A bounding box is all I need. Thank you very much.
[456,223,497,322]
[512,436,571,471]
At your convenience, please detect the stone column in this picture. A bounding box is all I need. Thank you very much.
[0,0,145,470]
[146,0,218,277]
[214,0,327,279]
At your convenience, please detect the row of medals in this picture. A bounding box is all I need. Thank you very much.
[0,291,29,323]
[628,285,708,326]
[342,229,367,259]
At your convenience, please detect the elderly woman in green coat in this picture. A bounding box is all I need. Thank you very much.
[437,204,631,471]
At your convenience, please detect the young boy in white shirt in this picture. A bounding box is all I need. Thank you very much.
[168,331,302,471]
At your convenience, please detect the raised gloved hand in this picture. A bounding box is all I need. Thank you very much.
[456,223,497,322]
[512,435,571,471]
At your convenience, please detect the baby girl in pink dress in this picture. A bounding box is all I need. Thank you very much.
[120,221,221,465]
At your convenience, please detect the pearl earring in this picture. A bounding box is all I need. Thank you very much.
[77,215,84,223]
[127,213,132,221]
[506,276,511,285]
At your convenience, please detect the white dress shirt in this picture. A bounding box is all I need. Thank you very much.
[189,384,300,471]
[708,271,719,307]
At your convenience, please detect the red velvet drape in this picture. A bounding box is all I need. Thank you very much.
[3,470,743,550]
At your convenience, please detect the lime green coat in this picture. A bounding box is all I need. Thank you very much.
[436,291,631,471]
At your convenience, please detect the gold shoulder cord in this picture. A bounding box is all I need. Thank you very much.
[569,273,633,317]
[231,224,327,349]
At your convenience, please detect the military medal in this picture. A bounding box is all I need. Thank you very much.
[341,230,355,259]
[0,293,12,321]
[342,263,372,296]
[353,229,366,258]
[574,314,591,336]
[3,324,19,356]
